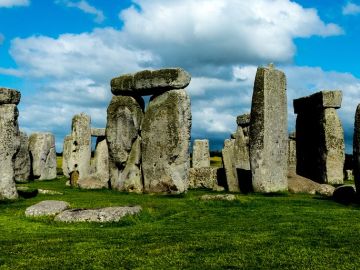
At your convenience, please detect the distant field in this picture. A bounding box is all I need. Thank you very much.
[1,178,360,269]
[210,156,222,168]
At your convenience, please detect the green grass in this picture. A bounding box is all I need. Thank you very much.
[1,178,360,269]
[210,156,222,168]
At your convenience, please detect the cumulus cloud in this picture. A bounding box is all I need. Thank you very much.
[343,2,360,15]
[0,0,29,8]
[56,0,105,23]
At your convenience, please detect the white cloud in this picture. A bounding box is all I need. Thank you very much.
[343,2,360,15]
[56,0,105,23]
[0,0,29,7]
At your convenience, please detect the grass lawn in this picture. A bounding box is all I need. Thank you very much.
[1,178,360,269]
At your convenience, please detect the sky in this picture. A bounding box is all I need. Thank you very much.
[1,0,360,152]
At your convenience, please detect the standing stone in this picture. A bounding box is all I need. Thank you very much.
[29,133,57,180]
[62,135,72,178]
[222,139,239,192]
[0,103,20,200]
[294,90,344,184]
[353,105,360,195]
[68,113,91,186]
[249,65,288,193]
[288,132,296,173]
[106,95,144,193]
[142,90,191,194]
[14,131,31,182]
[192,139,210,168]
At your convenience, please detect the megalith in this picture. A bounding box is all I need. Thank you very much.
[62,135,72,178]
[222,139,239,192]
[288,132,296,173]
[249,65,288,193]
[0,88,21,200]
[106,95,144,193]
[192,139,210,168]
[234,113,250,171]
[29,132,57,180]
[354,104,360,195]
[14,131,31,182]
[294,90,344,184]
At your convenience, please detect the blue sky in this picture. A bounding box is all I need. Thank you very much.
[1,0,360,152]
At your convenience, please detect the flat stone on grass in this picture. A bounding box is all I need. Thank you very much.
[200,194,236,201]
[25,200,70,217]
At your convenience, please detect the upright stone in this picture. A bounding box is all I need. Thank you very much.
[67,113,91,186]
[249,65,288,193]
[0,102,20,200]
[106,96,144,193]
[294,90,344,184]
[222,139,239,192]
[29,132,57,180]
[142,90,191,194]
[192,140,210,168]
[288,132,296,173]
[62,135,72,178]
[353,105,360,195]
[14,131,31,182]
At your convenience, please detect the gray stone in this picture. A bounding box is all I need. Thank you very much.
[288,133,296,173]
[0,88,21,105]
[294,90,342,114]
[91,128,105,137]
[25,200,70,217]
[345,169,353,181]
[233,126,250,171]
[14,131,31,182]
[295,91,345,185]
[236,113,250,127]
[38,189,63,195]
[200,194,236,201]
[0,104,20,200]
[354,104,360,195]
[54,206,142,223]
[90,139,109,183]
[188,167,218,189]
[111,68,191,96]
[68,113,91,186]
[222,139,239,192]
[62,135,72,178]
[287,172,335,196]
[249,65,288,193]
[29,132,57,180]
[192,139,210,168]
[142,89,191,194]
[106,96,144,193]
[77,174,109,189]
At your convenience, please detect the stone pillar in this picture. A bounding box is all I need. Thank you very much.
[0,88,21,200]
[294,90,345,184]
[288,132,296,173]
[234,113,250,170]
[353,105,360,194]
[192,139,210,168]
[29,132,57,180]
[14,131,31,182]
[62,135,72,178]
[222,139,239,192]
[249,65,288,193]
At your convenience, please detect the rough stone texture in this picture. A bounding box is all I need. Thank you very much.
[111,68,191,96]
[249,65,288,193]
[0,88,21,105]
[106,96,144,193]
[288,133,297,173]
[294,90,342,114]
[62,135,72,178]
[0,104,20,200]
[77,174,109,189]
[25,200,70,217]
[345,169,353,181]
[14,131,31,182]
[354,104,360,196]
[67,113,91,185]
[91,128,105,137]
[200,194,236,201]
[233,127,250,171]
[236,113,250,127]
[288,172,335,196]
[29,133,57,180]
[188,167,219,189]
[295,91,345,185]
[192,140,210,168]
[222,139,239,192]
[333,185,356,204]
[91,139,109,182]
[54,206,142,223]
[142,90,191,194]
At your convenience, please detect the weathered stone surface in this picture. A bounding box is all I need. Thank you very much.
[111,68,191,96]
[287,172,335,196]
[14,131,31,182]
[0,88,21,105]
[236,113,250,127]
[142,90,191,194]
[294,90,342,114]
[354,104,360,196]
[91,128,105,137]
[29,132,57,180]
[333,185,356,204]
[222,139,239,192]
[192,139,210,168]
[345,169,353,181]
[91,139,109,181]
[106,96,144,193]
[0,104,20,200]
[77,174,109,189]
[249,65,288,193]
[296,100,344,185]
[188,167,218,189]
[25,200,70,217]
[233,127,250,171]
[200,194,236,201]
[54,206,142,223]
[67,113,91,185]
[288,133,296,173]
[38,189,63,195]
[62,135,72,178]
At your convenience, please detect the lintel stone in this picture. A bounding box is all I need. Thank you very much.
[293,90,342,114]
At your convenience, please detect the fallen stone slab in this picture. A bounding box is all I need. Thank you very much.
[111,68,191,96]
[200,194,236,201]
[0,88,21,105]
[38,189,63,195]
[288,172,335,196]
[54,206,142,223]
[25,200,70,217]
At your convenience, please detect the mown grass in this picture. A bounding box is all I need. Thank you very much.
[1,178,360,269]
[210,156,222,168]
